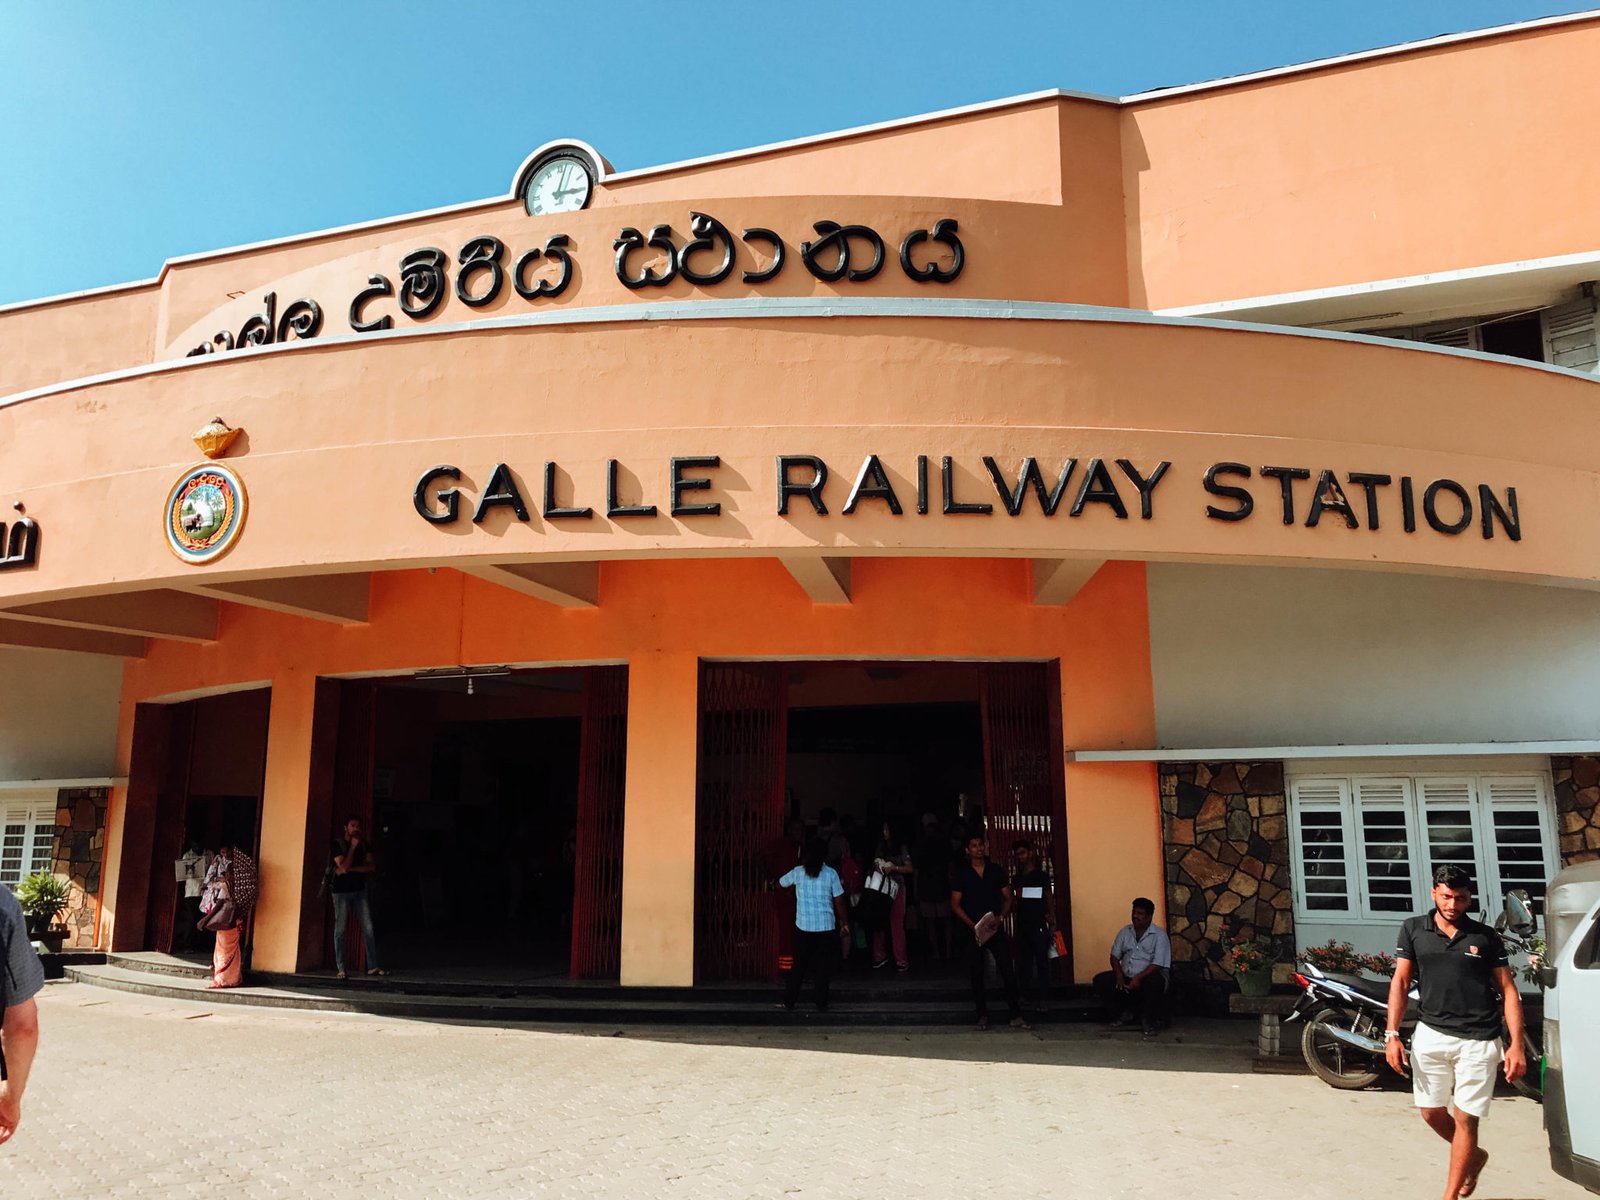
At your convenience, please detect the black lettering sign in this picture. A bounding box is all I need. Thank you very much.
[843,455,903,515]
[670,456,722,518]
[777,456,829,516]
[413,466,462,525]
[407,456,1528,546]
[0,513,39,570]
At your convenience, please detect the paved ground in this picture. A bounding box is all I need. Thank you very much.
[3,980,1586,1199]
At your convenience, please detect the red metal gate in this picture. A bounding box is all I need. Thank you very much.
[695,662,788,982]
[980,661,1071,973]
[329,679,377,973]
[149,703,197,953]
[570,666,629,979]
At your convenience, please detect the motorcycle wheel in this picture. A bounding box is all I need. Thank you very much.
[1510,1030,1542,1102]
[1301,1007,1384,1089]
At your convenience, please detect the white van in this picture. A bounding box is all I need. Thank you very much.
[1536,861,1600,1193]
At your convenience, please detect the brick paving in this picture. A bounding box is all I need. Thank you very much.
[3,980,1587,1199]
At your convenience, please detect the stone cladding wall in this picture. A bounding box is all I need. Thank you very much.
[1551,756,1600,867]
[1159,762,1294,982]
[50,786,108,948]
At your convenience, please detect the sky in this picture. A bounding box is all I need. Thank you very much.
[0,0,1591,306]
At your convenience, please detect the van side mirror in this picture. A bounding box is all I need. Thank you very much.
[1503,889,1536,938]
[1538,964,1558,989]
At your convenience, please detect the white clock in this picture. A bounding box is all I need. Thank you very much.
[523,155,593,216]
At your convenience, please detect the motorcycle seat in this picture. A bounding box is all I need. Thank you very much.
[1317,970,1392,1003]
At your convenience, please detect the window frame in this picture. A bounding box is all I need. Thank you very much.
[1,790,59,892]
[1287,769,1559,926]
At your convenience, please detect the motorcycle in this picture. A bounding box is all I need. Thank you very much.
[1287,891,1543,1098]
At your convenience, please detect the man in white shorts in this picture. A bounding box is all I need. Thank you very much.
[1385,864,1526,1200]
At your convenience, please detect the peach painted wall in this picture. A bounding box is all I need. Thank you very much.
[100,557,1157,981]
[1123,18,1600,308]
[3,313,1596,614]
[0,285,159,396]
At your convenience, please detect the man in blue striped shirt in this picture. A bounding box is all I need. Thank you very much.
[779,838,850,1012]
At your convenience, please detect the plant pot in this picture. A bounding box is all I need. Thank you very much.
[37,927,68,954]
[1237,967,1274,997]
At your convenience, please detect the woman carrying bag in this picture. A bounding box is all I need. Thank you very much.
[198,843,258,989]
[868,818,913,972]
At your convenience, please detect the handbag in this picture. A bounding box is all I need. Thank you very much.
[863,869,901,900]
[199,899,236,932]
[1048,930,1067,959]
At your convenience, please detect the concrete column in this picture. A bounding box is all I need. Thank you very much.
[1063,760,1164,984]
[619,652,700,987]
[252,670,318,973]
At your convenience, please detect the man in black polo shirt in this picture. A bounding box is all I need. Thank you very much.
[1385,864,1526,1200]
[950,833,1028,1031]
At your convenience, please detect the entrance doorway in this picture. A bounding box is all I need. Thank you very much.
[694,660,1068,983]
[300,666,626,980]
[114,687,270,958]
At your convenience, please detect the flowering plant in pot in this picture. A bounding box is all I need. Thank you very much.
[1225,930,1277,995]
[16,870,71,939]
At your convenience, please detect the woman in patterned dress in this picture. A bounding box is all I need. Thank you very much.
[199,843,258,988]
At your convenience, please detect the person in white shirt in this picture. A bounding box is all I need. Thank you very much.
[1092,897,1173,1039]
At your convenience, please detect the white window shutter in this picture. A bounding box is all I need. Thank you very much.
[1289,778,1355,918]
[1416,322,1479,351]
[1415,776,1490,895]
[1351,777,1420,918]
[1,804,30,889]
[1481,774,1559,919]
[1,797,59,889]
[1542,295,1600,373]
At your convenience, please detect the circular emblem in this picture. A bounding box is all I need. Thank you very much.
[165,463,247,564]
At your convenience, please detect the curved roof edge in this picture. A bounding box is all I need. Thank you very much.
[5,295,1597,413]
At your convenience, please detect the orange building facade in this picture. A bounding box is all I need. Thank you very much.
[3,14,1600,989]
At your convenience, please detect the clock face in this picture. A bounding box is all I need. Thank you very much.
[525,157,592,216]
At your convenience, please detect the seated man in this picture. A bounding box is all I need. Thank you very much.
[1092,897,1172,1039]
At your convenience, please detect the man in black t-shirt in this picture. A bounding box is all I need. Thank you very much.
[330,815,387,980]
[950,834,1028,1031]
[1011,840,1053,1013]
[1385,864,1526,1200]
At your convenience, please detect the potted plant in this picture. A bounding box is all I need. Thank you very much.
[1226,930,1277,996]
[16,871,71,944]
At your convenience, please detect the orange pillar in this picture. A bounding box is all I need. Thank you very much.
[1059,561,1164,983]
[1064,760,1165,983]
[252,670,318,973]
[618,652,699,987]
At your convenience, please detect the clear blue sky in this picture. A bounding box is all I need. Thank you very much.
[0,1,1588,306]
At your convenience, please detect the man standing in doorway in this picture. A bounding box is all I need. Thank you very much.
[1092,897,1172,1039]
[1,882,44,1144]
[1010,840,1053,1014]
[950,832,1028,1031]
[331,816,387,981]
[1385,865,1525,1200]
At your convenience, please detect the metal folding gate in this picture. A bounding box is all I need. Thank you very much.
[979,661,1072,974]
[330,679,377,973]
[695,662,788,983]
[570,666,629,979]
